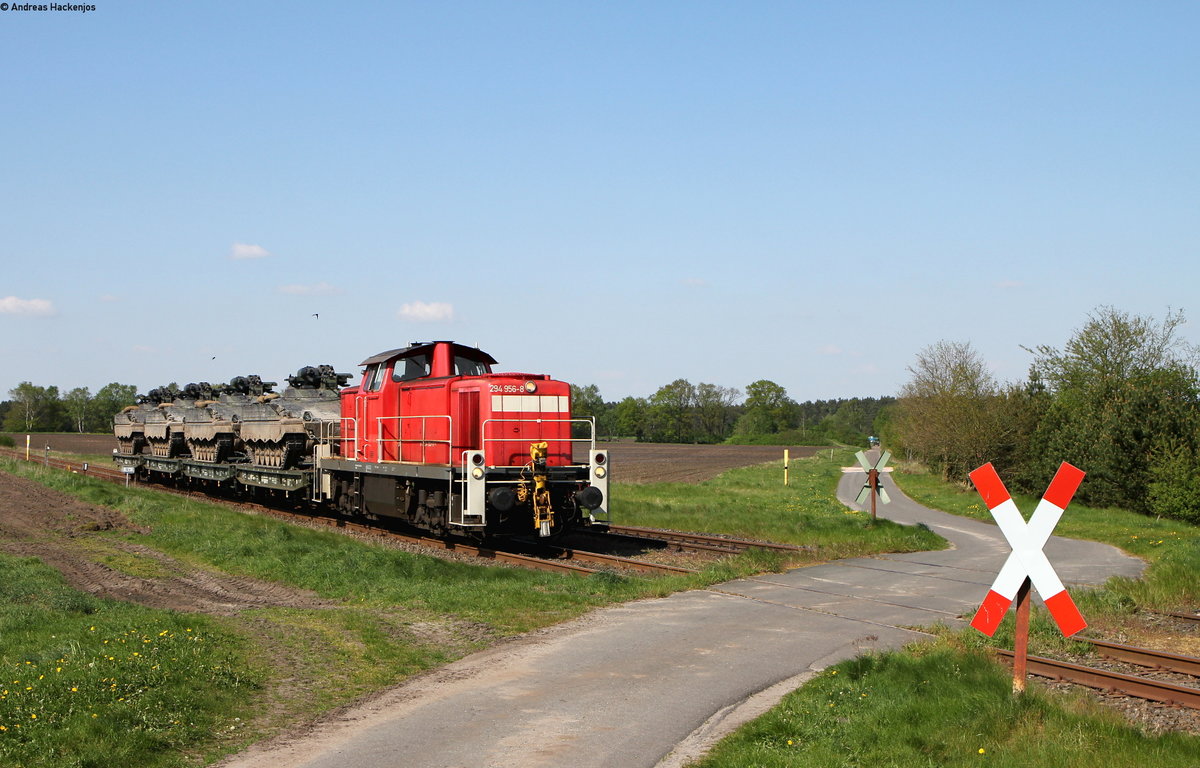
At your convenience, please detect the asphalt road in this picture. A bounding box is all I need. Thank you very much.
[218,465,1144,768]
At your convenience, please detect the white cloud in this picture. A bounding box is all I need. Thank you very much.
[996,279,1024,289]
[277,282,342,296]
[230,242,271,260]
[681,277,708,288]
[0,296,56,316]
[98,294,121,303]
[818,344,842,356]
[398,301,455,323]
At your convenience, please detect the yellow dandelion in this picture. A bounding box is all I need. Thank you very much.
[979,748,986,755]
[71,687,78,693]
[29,714,35,720]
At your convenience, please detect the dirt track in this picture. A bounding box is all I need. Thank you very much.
[0,469,332,615]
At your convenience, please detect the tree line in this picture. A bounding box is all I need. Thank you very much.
[3,374,891,447]
[571,379,893,446]
[1,382,138,434]
[887,306,1200,524]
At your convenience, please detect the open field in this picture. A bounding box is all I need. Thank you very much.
[1,433,827,484]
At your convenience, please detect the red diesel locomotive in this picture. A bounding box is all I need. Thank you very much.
[113,341,609,538]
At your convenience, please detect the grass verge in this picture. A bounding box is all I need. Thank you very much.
[0,554,259,768]
[692,638,1199,768]
[614,449,945,561]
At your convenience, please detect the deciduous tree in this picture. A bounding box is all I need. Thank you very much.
[894,341,1014,481]
[1024,307,1200,513]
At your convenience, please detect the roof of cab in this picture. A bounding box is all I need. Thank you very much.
[358,341,498,367]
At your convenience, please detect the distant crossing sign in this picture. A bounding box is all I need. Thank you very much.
[854,450,890,520]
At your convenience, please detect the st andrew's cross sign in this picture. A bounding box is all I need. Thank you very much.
[968,462,1088,638]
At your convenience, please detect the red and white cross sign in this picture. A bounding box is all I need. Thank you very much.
[969,462,1088,638]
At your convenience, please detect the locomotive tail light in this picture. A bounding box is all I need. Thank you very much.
[464,450,488,524]
[588,449,610,521]
[592,450,608,479]
[524,381,537,393]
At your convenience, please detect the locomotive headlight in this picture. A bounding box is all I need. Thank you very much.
[524,381,537,393]
[594,466,606,479]
[471,467,485,480]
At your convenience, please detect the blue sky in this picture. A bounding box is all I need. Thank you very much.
[2,2,1197,405]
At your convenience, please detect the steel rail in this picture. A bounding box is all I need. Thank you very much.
[608,524,809,555]
[1165,610,1200,624]
[1079,637,1200,677]
[516,542,698,575]
[996,649,1200,710]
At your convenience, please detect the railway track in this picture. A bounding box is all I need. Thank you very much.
[607,523,811,556]
[1081,637,1200,677]
[0,448,695,577]
[997,639,1200,710]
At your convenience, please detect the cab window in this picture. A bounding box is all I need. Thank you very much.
[454,355,490,377]
[365,364,388,392]
[393,354,432,382]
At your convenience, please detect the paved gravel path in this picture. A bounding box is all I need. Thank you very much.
[218,465,1143,768]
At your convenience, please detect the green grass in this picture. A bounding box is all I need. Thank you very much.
[0,554,259,768]
[614,449,946,561]
[692,641,1198,768]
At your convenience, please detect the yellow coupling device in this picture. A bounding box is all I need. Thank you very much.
[529,441,553,535]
